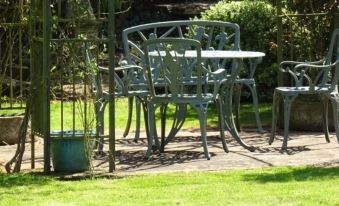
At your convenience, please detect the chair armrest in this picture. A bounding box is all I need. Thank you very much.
[97,64,145,95]
[210,68,226,76]
[284,59,339,88]
[202,67,226,98]
[279,59,325,72]
[97,65,143,73]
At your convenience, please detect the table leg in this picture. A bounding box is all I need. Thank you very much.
[220,83,256,152]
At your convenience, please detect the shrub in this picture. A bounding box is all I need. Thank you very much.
[199,0,278,101]
[200,0,334,102]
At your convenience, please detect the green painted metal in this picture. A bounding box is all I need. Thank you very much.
[276,0,333,86]
[274,1,338,147]
[42,0,51,174]
[0,1,31,169]
[108,0,116,172]
[120,20,253,143]
[28,0,117,172]
[143,38,228,159]
[270,28,339,149]
[276,0,283,87]
[0,2,28,111]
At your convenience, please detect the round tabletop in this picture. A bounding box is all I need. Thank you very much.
[149,50,265,59]
[198,50,265,59]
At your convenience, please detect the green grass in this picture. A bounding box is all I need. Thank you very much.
[0,103,25,116]
[1,98,272,132]
[50,98,272,132]
[0,166,338,206]
[113,99,272,131]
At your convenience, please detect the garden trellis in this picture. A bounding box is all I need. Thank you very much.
[0,1,29,111]
[28,0,116,173]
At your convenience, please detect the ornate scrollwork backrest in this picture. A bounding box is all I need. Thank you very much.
[323,28,339,89]
[122,20,240,85]
[143,38,204,99]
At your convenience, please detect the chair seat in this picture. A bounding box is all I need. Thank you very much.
[150,93,214,104]
[235,78,255,84]
[275,86,333,95]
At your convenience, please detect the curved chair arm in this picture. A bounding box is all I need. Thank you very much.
[202,66,226,98]
[279,59,325,71]
[279,59,326,86]
[280,59,339,89]
[279,59,325,74]
[292,59,339,90]
[98,64,144,95]
[97,65,143,72]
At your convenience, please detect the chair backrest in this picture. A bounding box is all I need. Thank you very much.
[290,29,339,91]
[122,20,241,80]
[143,38,205,100]
[83,43,124,99]
[321,28,339,89]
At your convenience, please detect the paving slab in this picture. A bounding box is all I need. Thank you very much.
[1,128,338,175]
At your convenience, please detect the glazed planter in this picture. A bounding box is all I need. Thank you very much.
[0,115,24,145]
[50,130,95,173]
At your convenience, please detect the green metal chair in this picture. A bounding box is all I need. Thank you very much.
[143,38,228,159]
[84,44,149,152]
[270,28,339,150]
[121,20,246,142]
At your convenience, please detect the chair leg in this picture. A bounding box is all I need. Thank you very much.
[123,96,134,137]
[281,95,296,150]
[194,104,210,160]
[133,98,141,142]
[330,93,339,143]
[216,99,229,153]
[160,104,168,152]
[247,82,265,133]
[145,103,156,159]
[233,84,242,132]
[320,95,330,142]
[269,91,280,145]
[95,101,107,153]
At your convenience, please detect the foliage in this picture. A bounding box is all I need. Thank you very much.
[200,0,278,101]
[200,0,336,101]
[0,0,30,113]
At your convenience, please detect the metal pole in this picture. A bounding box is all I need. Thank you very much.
[276,0,283,86]
[29,0,35,170]
[43,0,51,174]
[334,6,339,29]
[31,134,35,169]
[108,0,116,172]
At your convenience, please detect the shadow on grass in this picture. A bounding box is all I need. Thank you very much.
[154,102,272,126]
[0,172,53,188]
[241,166,339,183]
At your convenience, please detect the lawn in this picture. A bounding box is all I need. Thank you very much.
[0,166,338,206]
[48,98,272,132]
[0,98,272,132]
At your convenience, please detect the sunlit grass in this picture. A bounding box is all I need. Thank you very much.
[99,98,272,133]
[0,98,272,132]
[0,103,25,116]
[0,166,338,206]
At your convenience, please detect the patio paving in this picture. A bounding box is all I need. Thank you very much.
[1,128,339,175]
